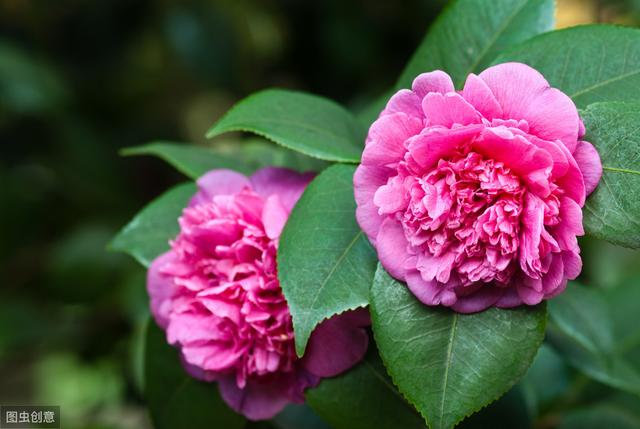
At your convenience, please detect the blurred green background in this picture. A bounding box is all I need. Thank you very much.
[1,1,640,428]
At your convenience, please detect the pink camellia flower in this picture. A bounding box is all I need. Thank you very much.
[148,167,370,420]
[354,62,602,313]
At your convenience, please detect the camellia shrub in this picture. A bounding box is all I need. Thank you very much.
[112,0,640,428]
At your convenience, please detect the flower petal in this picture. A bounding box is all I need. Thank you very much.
[262,194,289,239]
[191,170,251,206]
[147,251,176,329]
[376,218,411,279]
[218,375,291,421]
[382,89,423,118]
[462,73,503,120]
[412,70,455,98]
[479,62,580,150]
[354,164,395,244]
[301,308,370,378]
[362,113,424,167]
[422,92,481,127]
[250,167,314,212]
[573,140,602,196]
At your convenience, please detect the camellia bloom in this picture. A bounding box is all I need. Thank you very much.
[354,62,602,313]
[148,167,370,420]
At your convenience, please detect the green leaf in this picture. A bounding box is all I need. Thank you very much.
[547,283,640,396]
[110,183,195,267]
[206,89,366,163]
[580,102,640,248]
[370,265,546,429]
[397,0,554,89]
[278,164,377,356]
[122,141,253,179]
[495,25,640,108]
[306,347,426,429]
[144,320,245,429]
[214,138,329,173]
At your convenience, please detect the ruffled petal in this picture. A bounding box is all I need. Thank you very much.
[474,127,553,197]
[407,124,483,170]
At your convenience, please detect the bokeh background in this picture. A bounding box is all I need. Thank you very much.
[2,1,640,428]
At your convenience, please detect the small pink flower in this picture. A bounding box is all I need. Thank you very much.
[354,62,602,313]
[148,167,370,420]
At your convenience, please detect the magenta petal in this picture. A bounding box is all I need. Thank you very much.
[301,308,370,378]
[411,70,455,98]
[573,140,602,196]
[422,92,481,127]
[382,89,424,118]
[362,113,423,166]
[376,218,410,279]
[147,251,176,329]
[462,73,503,120]
[262,195,289,239]
[451,286,503,313]
[562,251,582,280]
[554,197,584,252]
[250,167,314,212]
[405,268,457,307]
[541,254,564,296]
[478,62,580,150]
[354,164,394,244]
[218,376,291,421]
[191,170,251,206]
[407,124,483,170]
[517,276,545,305]
[495,287,523,308]
[475,128,553,196]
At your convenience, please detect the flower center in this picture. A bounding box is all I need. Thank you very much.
[400,151,526,286]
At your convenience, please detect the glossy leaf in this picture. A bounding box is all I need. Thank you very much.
[370,265,546,429]
[110,183,195,267]
[397,0,554,89]
[144,320,245,429]
[495,25,640,108]
[547,283,640,396]
[122,141,252,178]
[278,164,377,355]
[581,102,640,248]
[206,89,366,163]
[306,347,425,429]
